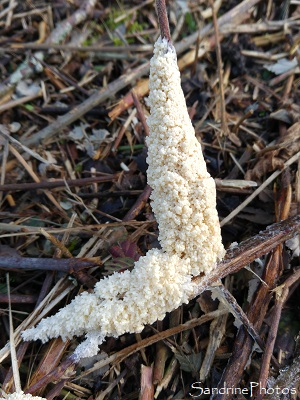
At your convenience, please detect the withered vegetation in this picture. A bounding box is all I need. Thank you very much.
[0,1,300,399]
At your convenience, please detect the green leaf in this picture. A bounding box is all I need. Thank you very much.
[24,104,34,111]
[175,352,202,376]
[185,13,197,33]
[104,257,136,275]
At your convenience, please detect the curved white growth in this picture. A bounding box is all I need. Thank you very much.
[23,250,196,359]
[146,37,225,275]
[0,391,46,400]
[22,37,224,359]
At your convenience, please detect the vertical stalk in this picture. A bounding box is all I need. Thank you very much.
[210,0,228,137]
[156,0,171,42]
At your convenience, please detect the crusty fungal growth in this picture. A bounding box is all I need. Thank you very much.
[23,250,196,359]
[0,391,46,400]
[146,37,225,275]
[21,36,224,359]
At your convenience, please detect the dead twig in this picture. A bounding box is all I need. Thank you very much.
[123,185,152,221]
[0,294,38,304]
[155,0,171,42]
[6,43,153,52]
[0,257,101,272]
[131,90,150,137]
[194,213,300,290]
[140,365,155,400]
[0,175,118,192]
[79,309,229,379]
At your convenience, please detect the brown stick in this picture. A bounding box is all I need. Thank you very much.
[193,214,300,290]
[132,90,150,137]
[77,189,143,199]
[80,309,229,378]
[123,185,152,221]
[0,257,101,272]
[122,90,152,222]
[8,43,153,52]
[2,211,293,282]
[155,0,171,42]
[0,175,118,192]
[0,294,38,304]
[140,365,155,400]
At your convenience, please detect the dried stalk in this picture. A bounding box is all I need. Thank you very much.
[0,175,118,192]
[155,0,171,42]
[0,257,101,272]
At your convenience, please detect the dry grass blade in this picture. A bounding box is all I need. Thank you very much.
[6,274,22,393]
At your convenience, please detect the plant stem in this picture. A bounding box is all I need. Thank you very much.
[210,0,228,137]
[155,0,171,42]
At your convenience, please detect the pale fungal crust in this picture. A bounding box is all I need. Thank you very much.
[22,249,197,359]
[21,36,225,359]
[0,391,46,400]
[146,37,225,275]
